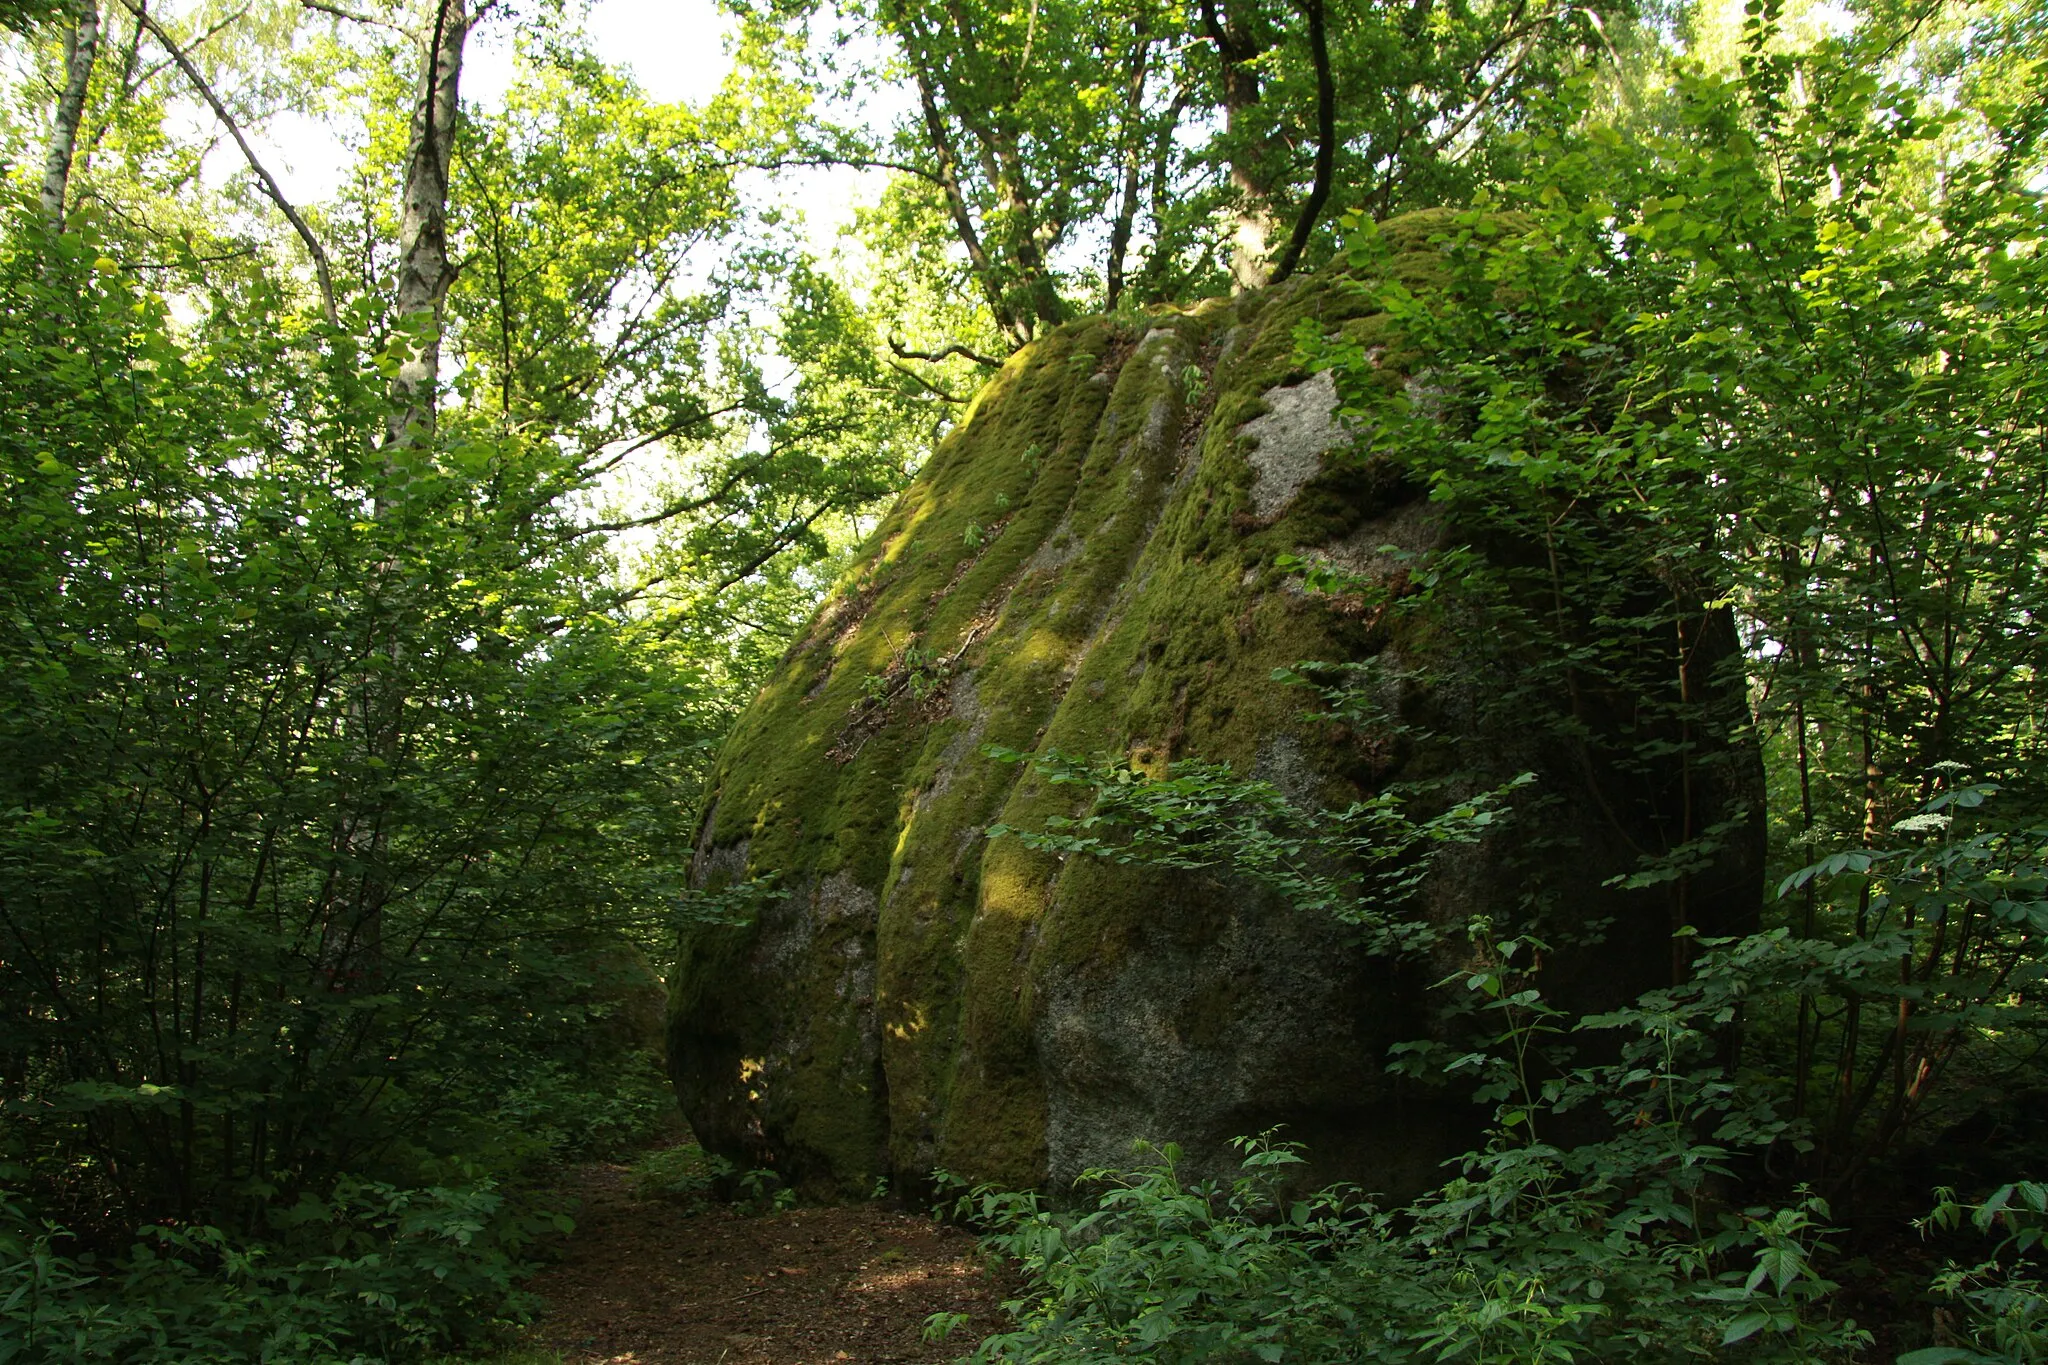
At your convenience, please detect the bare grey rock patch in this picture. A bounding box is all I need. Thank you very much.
[1239,369,1357,517]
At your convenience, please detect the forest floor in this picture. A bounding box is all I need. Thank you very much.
[515,1156,1015,1365]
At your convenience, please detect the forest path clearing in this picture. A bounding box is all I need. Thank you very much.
[522,1161,1013,1364]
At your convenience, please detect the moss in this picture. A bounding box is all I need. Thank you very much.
[669,211,1555,1196]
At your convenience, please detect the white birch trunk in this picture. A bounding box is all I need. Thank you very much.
[387,0,466,448]
[39,0,100,231]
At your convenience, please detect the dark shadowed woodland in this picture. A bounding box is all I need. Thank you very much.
[2,0,2047,1359]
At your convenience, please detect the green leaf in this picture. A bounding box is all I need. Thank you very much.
[1720,1311,1772,1345]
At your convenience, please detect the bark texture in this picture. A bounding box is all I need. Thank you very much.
[39,0,99,230]
[388,0,467,446]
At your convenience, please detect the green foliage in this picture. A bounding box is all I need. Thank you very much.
[493,1051,679,1163]
[736,1167,801,1215]
[0,0,65,35]
[1907,1185,2048,1365]
[10,0,2048,1359]
[954,16,2048,1355]
[0,202,702,1348]
[940,1060,1865,1362]
[627,1142,737,1207]
[436,46,931,670]
[935,1138,1381,1363]
[623,1143,800,1216]
[0,3,933,1350]
[0,1176,560,1362]
[1298,0,2048,1189]
[736,0,1634,343]
[984,743,1530,953]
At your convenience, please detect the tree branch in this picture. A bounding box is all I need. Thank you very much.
[708,498,841,594]
[908,61,1027,349]
[1267,0,1333,285]
[1423,18,1546,160]
[121,0,337,323]
[716,152,944,185]
[298,0,410,34]
[554,423,854,544]
[886,357,969,404]
[888,335,1001,368]
[128,7,250,100]
[1105,25,1151,309]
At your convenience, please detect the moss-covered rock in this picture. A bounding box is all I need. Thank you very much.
[666,210,1764,1200]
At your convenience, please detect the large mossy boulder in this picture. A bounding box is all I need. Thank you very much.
[667,210,1763,1200]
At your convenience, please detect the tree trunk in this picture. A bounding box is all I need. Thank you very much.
[1264,0,1333,285]
[336,0,467,991]
[1104,27,1151,310]
[911,65,1029,348]
[1199,0,1278,290]
[39,0,100,231]
[387,0,467,448]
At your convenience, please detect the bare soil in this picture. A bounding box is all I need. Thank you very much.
[522,1162,1014,1364]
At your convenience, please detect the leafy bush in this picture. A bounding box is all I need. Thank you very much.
[938,1140,1380,1364]
[0,1177,565,1363]
[971,743,2048,1360]
[626,1142,800,1216]
[984,746,1527,955]
[947,9,2048,1356]
[496,1051,681,1162]
[627,1143,737,1206]
[0,199,722,1224]
[1906,1184,2048,1365]
[939,947,1871,1364]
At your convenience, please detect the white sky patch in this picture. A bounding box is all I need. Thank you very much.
[1684,0,1857,65]
[240,0,738,205]
[233,0,885,256]
[254,108,360,207]
[585,0,735,105]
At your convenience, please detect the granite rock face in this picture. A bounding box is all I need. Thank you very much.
[666,210,1764,1199]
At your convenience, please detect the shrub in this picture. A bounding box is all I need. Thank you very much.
[0,1177,565,1363]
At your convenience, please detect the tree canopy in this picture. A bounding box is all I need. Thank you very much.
[2,0,2047,1356]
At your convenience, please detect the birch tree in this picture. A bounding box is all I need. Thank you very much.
[36,0,97,229]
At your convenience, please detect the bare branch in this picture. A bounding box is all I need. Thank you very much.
[129,7,252,97]
[886,357,969,404]
[298,0,412,35]
[717,152,944,185]
[553,425,852,544]
[121,0,338,324]
[572,400,751,480]
[888,335,1002,368]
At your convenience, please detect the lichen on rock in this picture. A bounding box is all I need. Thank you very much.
[1239,369,1356,518]
[666,209,1764,1200]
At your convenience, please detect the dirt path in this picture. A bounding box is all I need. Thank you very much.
[523,1162,1014,1364]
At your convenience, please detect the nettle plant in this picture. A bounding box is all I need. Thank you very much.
[967,717,2048,1359]
[966,689,1877,1360]
[949,9,2048,1349]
